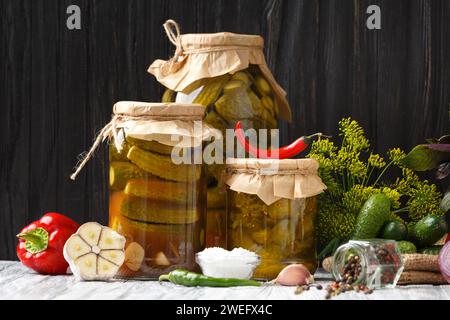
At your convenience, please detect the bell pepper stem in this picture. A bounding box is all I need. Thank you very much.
[17,227,49,254]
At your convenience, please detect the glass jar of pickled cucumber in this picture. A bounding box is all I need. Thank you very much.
[108,101,216,279]
[149,20,293,248]
[225,158,326,280]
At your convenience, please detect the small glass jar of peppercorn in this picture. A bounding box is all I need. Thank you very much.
[332,240,404,289]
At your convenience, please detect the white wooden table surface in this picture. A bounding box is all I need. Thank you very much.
[1,261,449,300]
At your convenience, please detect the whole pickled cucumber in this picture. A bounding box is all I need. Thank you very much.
[193,74,231,107]
[182,78,211,94]
[223,80,248,94]
[126,136,174,155]
[231,71,253,86]
[204,111,228,130]
[260,95,276,117]
[214,86,255,120]
[125,179,196,203]
[237,118,273,131]
[110,162,147,190]
[162,88,176,103]
[127,146,201,183]
[247,90,277,128]
[253,75,272,96]
[120,196,199,224]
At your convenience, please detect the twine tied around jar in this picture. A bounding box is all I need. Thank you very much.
[163,19,183,73]
[69,113,202,181]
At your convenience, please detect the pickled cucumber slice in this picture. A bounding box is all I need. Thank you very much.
[126,136,174,155]
[267,199,291,220]
[127,146,201,183]
[110,162,147,190]
[251,229,269,245]
[120,197,199,224]
[124,178,196,203]
[207,186,225,209]
[120,215,195,234]
[110,142,130,162]
[206,164,224,184]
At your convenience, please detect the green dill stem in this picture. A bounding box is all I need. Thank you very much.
[373,160,394,186]
[361,162,370,186]
[365,166,375,187]
[393,207,410,214]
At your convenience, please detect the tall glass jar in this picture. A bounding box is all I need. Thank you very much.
[149,20,293,249]
[108,101,213,279]
[225,158,327,280]
[332,240,404,289]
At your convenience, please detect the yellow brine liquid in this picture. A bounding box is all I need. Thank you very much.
[109,137,206,279]
[227,191,318,280]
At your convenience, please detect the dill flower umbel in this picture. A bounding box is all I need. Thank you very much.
[308,117,444,252]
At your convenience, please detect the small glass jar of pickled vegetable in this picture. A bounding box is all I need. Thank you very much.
[332,240,404,289]
[107,101,217,279]
[225,158,326,280]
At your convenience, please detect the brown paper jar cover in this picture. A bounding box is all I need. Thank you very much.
[148,30,292,122]
[225,158,327,205]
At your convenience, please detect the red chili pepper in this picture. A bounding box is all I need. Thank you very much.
[235,121,328,159]
[16,213,79,275]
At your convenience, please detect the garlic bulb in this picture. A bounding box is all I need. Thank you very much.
[63,222,126,280]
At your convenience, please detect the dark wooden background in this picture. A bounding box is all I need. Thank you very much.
[1,0,449,260]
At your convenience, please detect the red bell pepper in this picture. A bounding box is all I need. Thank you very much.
[446,233,450,244]
[16,213,79,275]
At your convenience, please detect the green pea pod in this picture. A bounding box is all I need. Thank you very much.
[159,269,261,287]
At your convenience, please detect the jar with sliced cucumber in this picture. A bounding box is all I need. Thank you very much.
[148,21,292,247]
[106,101,215,279]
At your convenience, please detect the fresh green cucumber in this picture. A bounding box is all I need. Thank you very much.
[353,193,391,239]
[396,241,417,254]
[418,246,442,255]
[413,215,447,247]
[380,220,408,240]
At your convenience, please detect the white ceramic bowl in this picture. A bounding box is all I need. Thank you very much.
[195,252,260,279]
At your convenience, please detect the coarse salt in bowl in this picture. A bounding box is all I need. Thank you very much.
[195,247,260,279]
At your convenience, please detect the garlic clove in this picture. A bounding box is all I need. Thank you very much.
[98,228,126,250]
[155,251,171,266]
[77,222,103,247]
[74,253,97,279]
[64,235,91,260]
[99,250,125,266]
[97,256,120,277]
[124,242,145,271]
